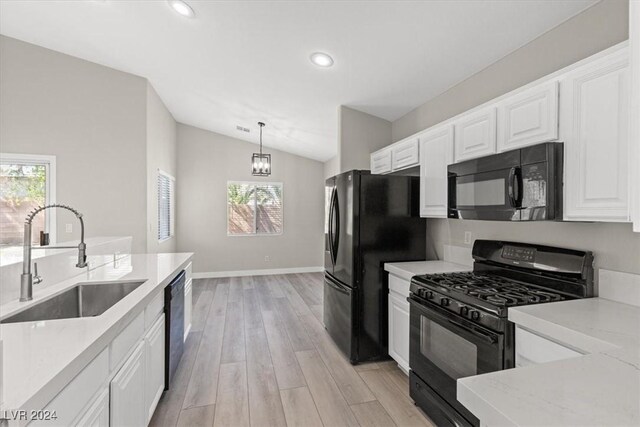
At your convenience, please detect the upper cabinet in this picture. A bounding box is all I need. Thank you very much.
[420,125,454,218]
[630,0,640,232]
[391,137,420,171]
[453,106,497,163]
[497,81,559,152]
[371,138,419,174]
[371,148,392,174]
[560,47,630,222]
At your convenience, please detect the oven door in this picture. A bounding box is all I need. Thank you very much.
[449,166,523,221]
[409,297,504,426]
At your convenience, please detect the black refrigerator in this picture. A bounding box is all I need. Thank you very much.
[324,170,426,363]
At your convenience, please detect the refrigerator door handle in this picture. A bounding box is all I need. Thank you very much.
[328,187,336,266]
[332,188,340,263]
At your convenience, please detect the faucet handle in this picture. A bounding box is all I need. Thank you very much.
[33,262,43,285]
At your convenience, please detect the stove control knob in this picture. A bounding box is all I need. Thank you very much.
[440,298,450,307]
[470,310,481,320]
[426,291,434,299]
[460,306,469,316]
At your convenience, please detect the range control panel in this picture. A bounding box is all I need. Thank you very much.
[502,245,536,262]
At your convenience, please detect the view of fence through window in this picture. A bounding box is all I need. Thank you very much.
[0,162,48,245]
[227,182,283,235]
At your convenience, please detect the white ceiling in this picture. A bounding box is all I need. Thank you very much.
[0,0,597,161]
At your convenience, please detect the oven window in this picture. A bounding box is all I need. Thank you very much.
[456,178,505,206]
[420,316,477,379]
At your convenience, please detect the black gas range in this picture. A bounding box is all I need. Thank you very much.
[408,240,594,427]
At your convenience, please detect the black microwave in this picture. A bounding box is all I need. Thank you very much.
[448,142,563,221]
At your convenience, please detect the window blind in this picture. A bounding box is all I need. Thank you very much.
[158,171,175,241]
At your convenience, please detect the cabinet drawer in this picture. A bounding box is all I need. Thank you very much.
[371,149,392,174]
[391,138,419,171]
[145,290,164,329]
[110,311,144,371]
[515,326,582,367]
[388,274,410,298]
[32,348,109,427]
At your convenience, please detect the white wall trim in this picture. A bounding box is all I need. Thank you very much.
[193,266,324,279]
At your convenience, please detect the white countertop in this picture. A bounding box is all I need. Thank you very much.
[0,252,193,413]
[457,298,640,426]
[384,260,471,281]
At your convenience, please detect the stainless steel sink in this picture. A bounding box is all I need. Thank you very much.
[1,280,146,324]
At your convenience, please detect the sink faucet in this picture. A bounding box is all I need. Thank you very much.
[20,204,88,302]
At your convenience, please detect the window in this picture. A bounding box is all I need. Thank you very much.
[227,182,283,236]
[0,153,56,246]
[158,170,175,242]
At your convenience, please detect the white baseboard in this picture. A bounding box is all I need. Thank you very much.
[192,266,324,279]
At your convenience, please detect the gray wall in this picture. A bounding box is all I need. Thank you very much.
[391,0,640,276]
[339,106,392,173]
[0,36,179,254]
[176,124,324,274]
[0,35,149,252]
[146,83,177,253]
[324,156,339,180]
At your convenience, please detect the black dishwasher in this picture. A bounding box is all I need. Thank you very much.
[164,270,185,390]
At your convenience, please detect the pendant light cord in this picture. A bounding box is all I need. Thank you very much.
[258,122,265,156]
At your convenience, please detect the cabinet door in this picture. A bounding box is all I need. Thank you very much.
[560,47,630,222]
[184,280,192,340]
[631,0,640,232]
[370,148,392,174]
[391,138,420,171]
[145,314,165,423]
[420,125,454,218]
[454,106,497,162]
[74,388,109,427]
[497,81,559,151]
[388,291,410,374]
[111,342,146,427]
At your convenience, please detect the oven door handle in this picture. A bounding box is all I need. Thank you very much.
[409,297,500,345]
[447,319,498,344]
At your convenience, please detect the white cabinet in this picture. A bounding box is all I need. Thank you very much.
[391,138,420,171]
[515,326,582,368]
[387,274,410,374]
[110,342,146,427]
[560,47,630,222]
[145,314,165,423]
[497,81,559,151]
[73,388,109,427]
[420,125,454,218]
[185,279,192,340]
[370,148,392,174]
[630,0,640,232]
[454,106,497,163]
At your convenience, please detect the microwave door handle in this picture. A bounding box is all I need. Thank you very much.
[508,167,523,208]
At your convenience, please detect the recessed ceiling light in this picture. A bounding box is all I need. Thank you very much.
[168,0,195,18]
[310,52,334,68]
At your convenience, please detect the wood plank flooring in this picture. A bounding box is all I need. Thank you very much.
[150,273,434,427]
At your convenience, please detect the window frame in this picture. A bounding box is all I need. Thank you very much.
[157,169,175,243]
[0,153,57,245]
[226,181,284,237]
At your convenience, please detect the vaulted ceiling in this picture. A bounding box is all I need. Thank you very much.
[0,0,596,161]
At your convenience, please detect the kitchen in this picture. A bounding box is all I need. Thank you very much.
[0,1,639,426]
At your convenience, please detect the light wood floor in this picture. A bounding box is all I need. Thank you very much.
[150,273,435,427]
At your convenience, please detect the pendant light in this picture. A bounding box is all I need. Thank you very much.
[252,122,271,176]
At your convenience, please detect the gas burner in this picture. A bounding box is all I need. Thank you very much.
[415,271,567,309]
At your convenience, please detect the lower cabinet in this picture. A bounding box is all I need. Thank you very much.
[388,289,410,374]
[110,342,147,427]
[73,388,109,427]
[145,314,166,423]
[515,326,582,367]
